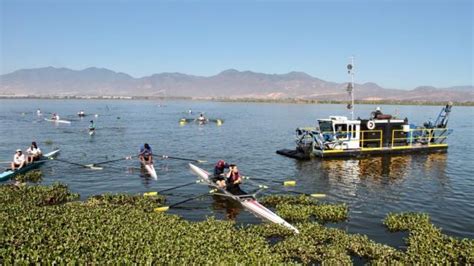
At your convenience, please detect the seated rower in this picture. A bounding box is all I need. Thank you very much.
[226,164,244,195]
[11,149,26,170]
[213,160,229,188]
[198,113,207,123]
[139,143,153,165]
[51,113,60,120]
[26,141,42,163]
[89,120,95,133]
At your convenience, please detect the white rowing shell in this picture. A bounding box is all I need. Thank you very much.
[44,118,71,124]
[189,163,299,233]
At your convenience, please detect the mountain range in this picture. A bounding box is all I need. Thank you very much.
[0,67,472,102]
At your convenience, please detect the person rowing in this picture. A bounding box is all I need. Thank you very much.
[78,110,85,117]
[89,120,95,134]
[51,113,60,120]
[139,143,153,165]
[197,113,207,124]
[36,109,42,116]
[11,149,26,170]
[226,164,244,195]
[26,141,42,163]
[213,160,229,188]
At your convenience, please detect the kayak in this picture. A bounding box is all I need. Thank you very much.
[189,163,299,233]
[141,162,157,179]
[44,118,71,124]
[0,149,61,182]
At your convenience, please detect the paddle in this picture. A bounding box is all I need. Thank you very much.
[160,155,207,163]
[53,158,103,170]
[143,181,201,197]
[154,189,215,212]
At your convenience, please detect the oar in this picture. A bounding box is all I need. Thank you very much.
[87,155,134,166]
[160,155,207,163]
[143,180,201,196]
[242,176,296,187]
[154,189,215,212]
[285,190,326,198]
[53,158,103,170]
[242,176,325,198]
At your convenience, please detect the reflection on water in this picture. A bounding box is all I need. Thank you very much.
[211,195,244,220]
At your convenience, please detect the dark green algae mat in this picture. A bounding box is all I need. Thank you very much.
[0,183,473,264]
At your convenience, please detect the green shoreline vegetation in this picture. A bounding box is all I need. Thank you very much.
[1,179,472,264]
[1,95,473,106]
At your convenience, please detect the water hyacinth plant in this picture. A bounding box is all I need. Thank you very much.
[0,184,472,264]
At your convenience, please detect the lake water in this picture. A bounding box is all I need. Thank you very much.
[1,99,473,245]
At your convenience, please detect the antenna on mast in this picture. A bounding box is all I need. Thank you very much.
[346,56,355,120]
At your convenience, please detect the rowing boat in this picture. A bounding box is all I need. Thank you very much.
[189,163,299,233]
[89,130,95,136]
[44,118,71,124]
[141,162,157,179]
[179,118,223,126]
[0,149,61,182]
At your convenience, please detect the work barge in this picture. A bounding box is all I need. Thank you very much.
[277,58,452,160]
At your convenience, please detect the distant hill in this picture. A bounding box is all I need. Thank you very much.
[0,67,472,102]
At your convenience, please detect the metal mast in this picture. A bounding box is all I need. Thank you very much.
[346,56,355,120]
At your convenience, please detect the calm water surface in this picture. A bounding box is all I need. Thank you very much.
[1,99,473,246]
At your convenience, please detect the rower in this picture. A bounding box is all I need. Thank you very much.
[213,160,229,188]
[78,110,85,117]
[188,109,193,114]
[139,143,153,165]
[26,141,42,163]
[89,120,95,133]
[36,109,42,116]
[198,113,207,123]
[11,149,26,170]
[226,164,244,195]
[51,113,60,120]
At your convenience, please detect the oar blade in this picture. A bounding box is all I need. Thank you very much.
[154,206,169,212]
[283,180,296,186]
[310,193,326,198]
[144,192,158,197]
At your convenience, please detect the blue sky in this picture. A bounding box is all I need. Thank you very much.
[1,0,472,89]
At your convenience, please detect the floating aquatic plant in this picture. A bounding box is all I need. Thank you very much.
[0,184,472,264]
[14,170,43,183]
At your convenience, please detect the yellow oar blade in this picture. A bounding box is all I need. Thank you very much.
[144,192,158,197]
[154,206,169,212]
[310,193,326,198]
[283,180,296,186]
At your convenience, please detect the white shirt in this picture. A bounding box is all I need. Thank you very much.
[27,147,42,156]
[14,154,26,164]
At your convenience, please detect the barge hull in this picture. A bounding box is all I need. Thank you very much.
[277,145,448,159]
